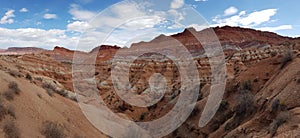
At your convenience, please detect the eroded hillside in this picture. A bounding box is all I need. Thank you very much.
[0,26,299,137]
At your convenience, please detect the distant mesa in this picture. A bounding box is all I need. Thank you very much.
[89,45,121,54]
[0,47,46,55]
[1,26,299,57]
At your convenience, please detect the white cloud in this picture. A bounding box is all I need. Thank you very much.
[0,10,15,24]
[43,13,57,19]
[0,1,193,51]
[0,27,78,50]
[170,0,184,9]
[122,17,164,30]
[36,22,42,25]
[187,24,209,31]
[69,4,96,21]
[19,8,28,13]
[240,9,277,26]
[195,0,207,2]
[168,9,185,22]
[224,6,238,16]
[256,25,292,32]
[67,21,92,32]
[212,9,278,27]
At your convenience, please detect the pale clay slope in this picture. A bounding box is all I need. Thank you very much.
[0,69,105,137]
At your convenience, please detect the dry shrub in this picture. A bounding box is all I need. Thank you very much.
[35,77,43,81]
[241,80,252,91]
[3,90,15,101]
[225,88,256,131]
[56,89,68,97]
[73,134,85,138]
[8,82,20,95]
[41,121,66,138]
[46,89,54,97]
[8,70,22,78]
[69,95,78,102]
[280,50,293,69]
[0,104,7,120]
[269,111,290,136]
[3,120,20,138]
[271,99,280,113]
[42,83,56,91]
[25,73,32,80]
[43,83,69,98]
[37,93,42,99]
[7,106,16,119]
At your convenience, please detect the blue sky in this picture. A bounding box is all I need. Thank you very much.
[0,0,299,51]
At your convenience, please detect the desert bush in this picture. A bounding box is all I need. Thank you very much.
[25,73,32,80]
[276,111,290,125]
[3,120,20,138]
[271,99,280,113]
[8,82,20,95]
[225,89,255,131]
[253,78,259,83]
[3,90,15,101]
[8,70,22,78]
[234,92,255,116]
[190,106,200,118]
[35,77,43,81]
[140,113,146,121]
[41,121,66,138]
[7,106,16,119]
[280,50,293,69]
[69,95,78,102]
[241,80,252,91]
[212,100,233,131]
[37,93,42,99]
[56,89,68,97]
[73,134,85,138]
[0,104,7,120]
[270,51,277,57]
[269,111,290,136]
[42,83,56,91]
[46,89,54,97]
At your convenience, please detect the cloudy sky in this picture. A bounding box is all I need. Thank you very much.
[0,0,299,51]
